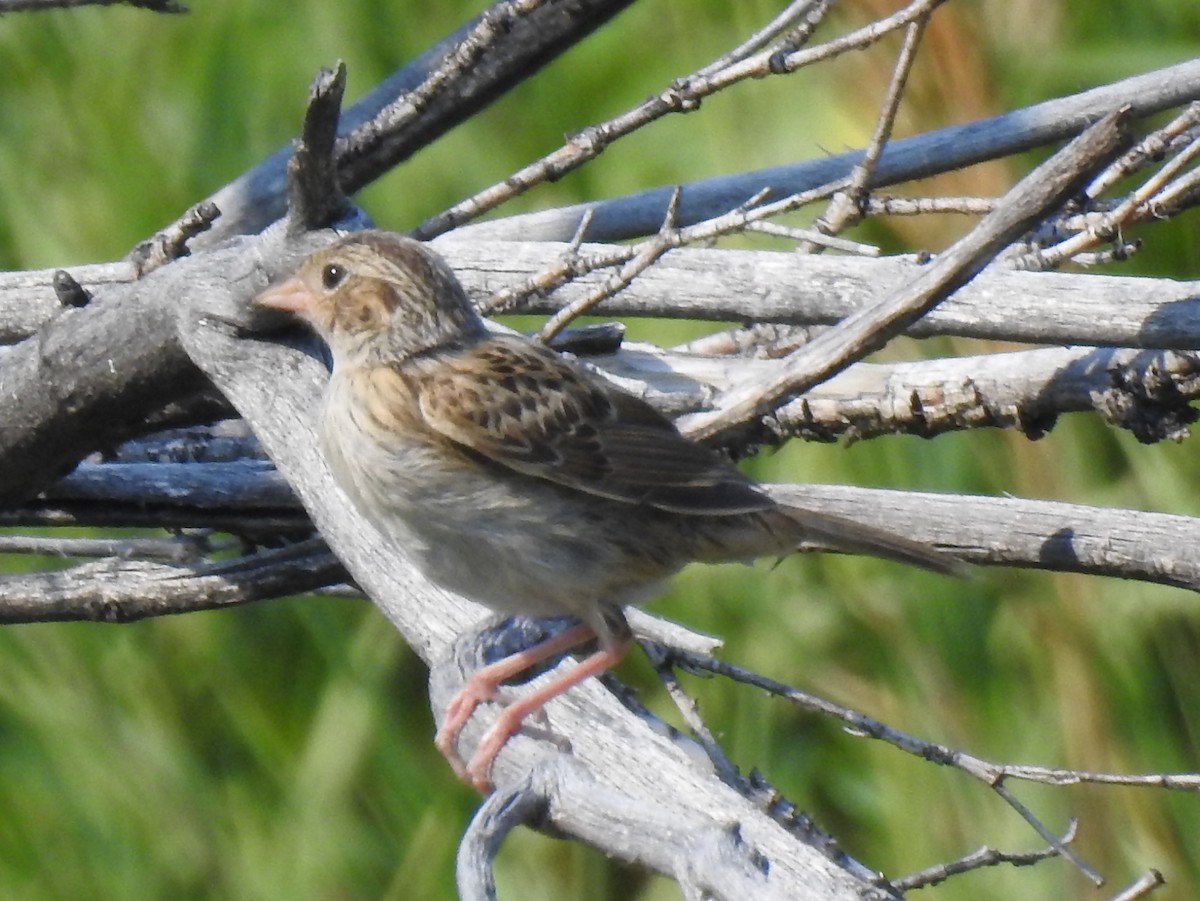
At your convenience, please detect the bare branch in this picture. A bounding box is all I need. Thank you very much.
[456,771,549,901]
[645,640,745,788]
[1017,126,1200,270]
[1088,102,1200,197]
[126,200,220,276]
[286,63,353,234]
[680,109,1132,444]
[415,0,935,239]
[0,224,332,508]
[863,195,999,216]
[425,240,1200,350]
[16,234,1200,353]
[45,460,296,510]
[670,646,1200,794]
[0,502,312,535]
[769,481,1200,590]
[596,341,1200,444]
[694,1,833,79]
[0,538,343,624]
[0,532,216,562]
[188,0,637,245]
[0,0,184,11]
[455,58,1200,243]
[804,13,930,247]
[890,823,1079,892]
[1106,871,1168,901]
[663,646,1198,884]
[7,441,1200,619]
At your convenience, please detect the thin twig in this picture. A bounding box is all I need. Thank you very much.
[693,0,831,79]
[862,195,999,216]
[681,107,1131,444]
[743,221,880,255]
[414,0,946,239]
[990,780,1100,885]
[803,14,931,248]
[643,641,745,789]
[674,323,824,359]
[536,187,683,342]
[1105,870,1167,901]
[1018,131,1200,269]
[663,647,1197,885]
[1088,102,1200,196]
[675,647,1114,793]
[888,820,1079,892]
[493,179,850,322]
[455,59,1200,244]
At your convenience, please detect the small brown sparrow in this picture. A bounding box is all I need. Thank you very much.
[255,231,958,792]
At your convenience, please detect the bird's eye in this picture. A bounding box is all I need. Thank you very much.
[321,263,347,290]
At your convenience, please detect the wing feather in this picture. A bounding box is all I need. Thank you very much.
[407,335,772,515]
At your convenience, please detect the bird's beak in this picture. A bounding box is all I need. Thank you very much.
[253,277,314,316]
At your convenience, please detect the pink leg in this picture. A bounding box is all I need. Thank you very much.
[434,622,597,783]
[464,635,632,793]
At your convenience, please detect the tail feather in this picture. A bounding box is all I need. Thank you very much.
[779,505,966,577]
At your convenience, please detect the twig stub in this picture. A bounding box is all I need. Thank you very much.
[286,63,353,234]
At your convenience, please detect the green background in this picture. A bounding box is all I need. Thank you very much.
[2,1,1200,898]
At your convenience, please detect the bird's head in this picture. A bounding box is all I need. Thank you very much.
[254,231,485,366]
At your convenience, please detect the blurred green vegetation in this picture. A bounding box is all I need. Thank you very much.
[1,1,1200,898]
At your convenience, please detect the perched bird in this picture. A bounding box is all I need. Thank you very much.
[254,230,958,792]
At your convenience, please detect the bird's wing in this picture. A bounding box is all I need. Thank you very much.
[405,335,773,515]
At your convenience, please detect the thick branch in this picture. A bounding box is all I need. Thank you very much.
[18,452,1200,598]
[0,539,343,624]
[9,242,1200,351]
[681,109,1131,442]
[0,0,184,11]
[594,342,1200,444]
[192,0,637,244]
[0,226,331,507]
[176,286,902,900]
[286,64,352,233]
[769,484,1200,592]
[453,58,1200,242]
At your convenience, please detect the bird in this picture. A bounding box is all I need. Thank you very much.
[253,230,959,793]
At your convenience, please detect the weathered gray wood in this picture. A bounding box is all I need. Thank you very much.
[449,58,1200,242]
[7,241,1200,356]
[431,240,1200,350]
[177,261,903,901]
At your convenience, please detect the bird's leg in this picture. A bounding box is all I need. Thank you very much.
[463,632,633,793]
[435,621,597,783]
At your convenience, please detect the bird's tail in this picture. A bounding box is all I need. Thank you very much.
[775,505,965,577]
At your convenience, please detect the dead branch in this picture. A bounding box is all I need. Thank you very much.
[0,538,342,624]
[191,0,636,245]
[177,282,900,900]
[681,109,1131,443]
[454,58,1200,243]
[3,3,1200,897]
[8,241,1200,353]
[0,0,184,11]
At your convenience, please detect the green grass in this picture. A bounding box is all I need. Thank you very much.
[2,1,1200,898]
